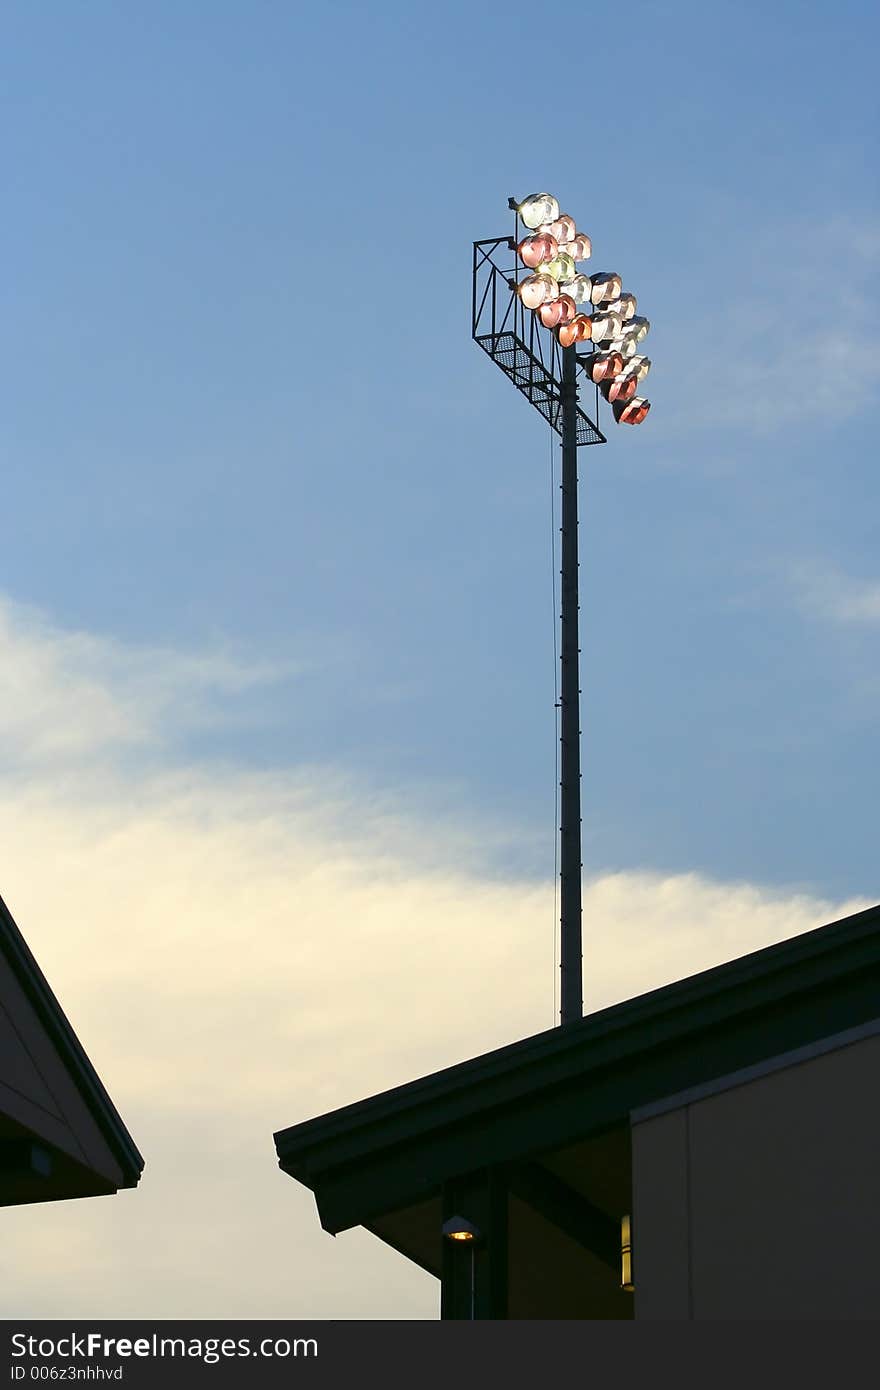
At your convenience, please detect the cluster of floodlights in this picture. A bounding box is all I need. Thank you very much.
[513,192,651,425]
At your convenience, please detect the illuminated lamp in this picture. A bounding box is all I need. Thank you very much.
[539,293,577,329]
[558,274,592,305]
[601,374,638,404]
[442,1215,481,1242]
[518,273,559,310]
[622,355,651,383]
[589,272,622,305]
[557,321,577,348]
[607,336,638,359]
[580,350,624,383]
[540,300,565,329]
[599,294,637,321]
[621,1215,634,1292]
[541,213,576,246]
[613,396,651,425]
[517,232,559,269]
[558,233,592,262]
[621,315,650,343]
[590,312,623,343]
[516,193,560,230]
[557,314,592,345]
[542,252,576,282]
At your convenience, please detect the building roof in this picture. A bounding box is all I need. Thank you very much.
[274,901,880,1276]
[0,890,143,1206]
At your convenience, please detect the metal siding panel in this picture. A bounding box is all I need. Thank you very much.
[0,953,124,1186]
[632,1109,691,1319]
[0,999,65,1118]
[687,1033,880,1319]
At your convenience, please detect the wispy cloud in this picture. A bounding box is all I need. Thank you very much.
[0,597,296,769]
[0,595,869,1317]
[789,559,880,625]
[663,216,880,434]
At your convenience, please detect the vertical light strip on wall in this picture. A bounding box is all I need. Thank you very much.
[621,1213,634,1292]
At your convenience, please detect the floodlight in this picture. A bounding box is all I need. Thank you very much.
[517,232,559,269]
[590,312,623,343]
[558,274,592,305]
[542,252,576,283]
[622,355,651,383]
[559,233,592,262]
[600,374,638,404]
[613,396,651,425]
[518,273,559,309]
[516,192,560,229]
[539,294,577,329]
[557,313,593,348]
[607,335,638,359]
[621,315,650,343]
[579,350,625,383]
[541,213,577,246]
[589,272,622,305]
[601,293,637,321]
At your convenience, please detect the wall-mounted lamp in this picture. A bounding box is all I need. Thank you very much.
[442,1215,481,1243]
[442,1215,481,1318]
[621,1213,634,1292]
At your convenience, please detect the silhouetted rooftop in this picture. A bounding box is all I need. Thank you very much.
[275,900,880,1287]
[0,891,143,1206]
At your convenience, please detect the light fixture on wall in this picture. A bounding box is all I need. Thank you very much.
[442,1215,481,1318]
[621,1213,634,1292]
[442,1215,481,1242]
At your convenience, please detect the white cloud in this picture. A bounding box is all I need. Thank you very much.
[663,216,880,434]
[0,596,294,769]
[0,595,869,1318]
[789,559,880,625]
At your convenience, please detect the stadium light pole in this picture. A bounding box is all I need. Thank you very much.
[558,329,582,1025]
[472,193,651,1026]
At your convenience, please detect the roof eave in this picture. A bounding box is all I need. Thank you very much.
[0,894,144,1187]
[274,902,880,1230]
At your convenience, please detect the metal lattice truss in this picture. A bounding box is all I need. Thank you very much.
[472,237,606,448]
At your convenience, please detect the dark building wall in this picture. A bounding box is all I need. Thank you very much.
[631,1022,880,1320]
[0,950,127,1197]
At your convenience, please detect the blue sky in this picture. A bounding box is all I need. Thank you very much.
[3,0,878,897]
[0,0,878,1318]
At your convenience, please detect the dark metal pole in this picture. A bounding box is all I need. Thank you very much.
[559,343,583,1025]
[440,1170,508,1319]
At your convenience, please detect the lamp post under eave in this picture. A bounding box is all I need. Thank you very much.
[472,193,651,1027]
